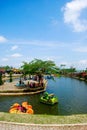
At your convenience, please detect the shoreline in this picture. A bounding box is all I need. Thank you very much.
[0,79,47,95]
[0,113,87,130]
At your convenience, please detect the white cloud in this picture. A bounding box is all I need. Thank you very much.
[11,45,18,50]
[0,36,7,42]
[73,46,87,52]
[11,53,22,58]
[77,60,87,69]
[57,60,87,69]
[45,56,62,61]
[63,0,87,32]
[2,58,9,61]
[59,62,68,66]
[79,60,87,64]
[10,40,66,48]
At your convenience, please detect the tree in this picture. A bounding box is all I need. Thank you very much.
[0,72,3,85]
[9,72,13,82]
[21,59,59,76]
[60,64,66,74]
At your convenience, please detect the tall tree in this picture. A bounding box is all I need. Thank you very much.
[0,72,3,85]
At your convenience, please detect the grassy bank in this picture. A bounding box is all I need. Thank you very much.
[0,112,87,124]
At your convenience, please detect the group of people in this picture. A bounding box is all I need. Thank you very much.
[18,74,44,88]
[27,80,44,88]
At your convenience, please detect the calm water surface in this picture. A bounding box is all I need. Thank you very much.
[0,77,87,115]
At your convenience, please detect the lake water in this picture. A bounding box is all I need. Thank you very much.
[0,77,87,115]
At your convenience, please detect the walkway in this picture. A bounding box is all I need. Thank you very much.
[0,121,87,130]
[0,80,47,95]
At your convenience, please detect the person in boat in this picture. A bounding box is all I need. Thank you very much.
[43,92,54,100]
[17,105,26,113]
[43,92,49,100]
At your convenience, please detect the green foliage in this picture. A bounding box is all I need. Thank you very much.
[0,65,13,71]
[21,59,59,75]
[59,67,76,74]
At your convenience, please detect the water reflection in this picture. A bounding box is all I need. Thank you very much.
[47,77,87,115]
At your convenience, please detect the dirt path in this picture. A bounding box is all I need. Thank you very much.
[0,121,87,130]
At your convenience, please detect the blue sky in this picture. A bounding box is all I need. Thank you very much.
[0,0,87,69]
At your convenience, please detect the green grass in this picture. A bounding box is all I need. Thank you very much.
[0,112,87,124]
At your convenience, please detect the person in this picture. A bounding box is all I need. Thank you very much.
[34,75,37,81]
[37,74,42,83]
[33,82,35,88]
[29,82,33,88]
[19,78,22,84]
[27,81,29,87]
[40,78,44,87]
[30,75,33,79]
[24,76,27,80]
